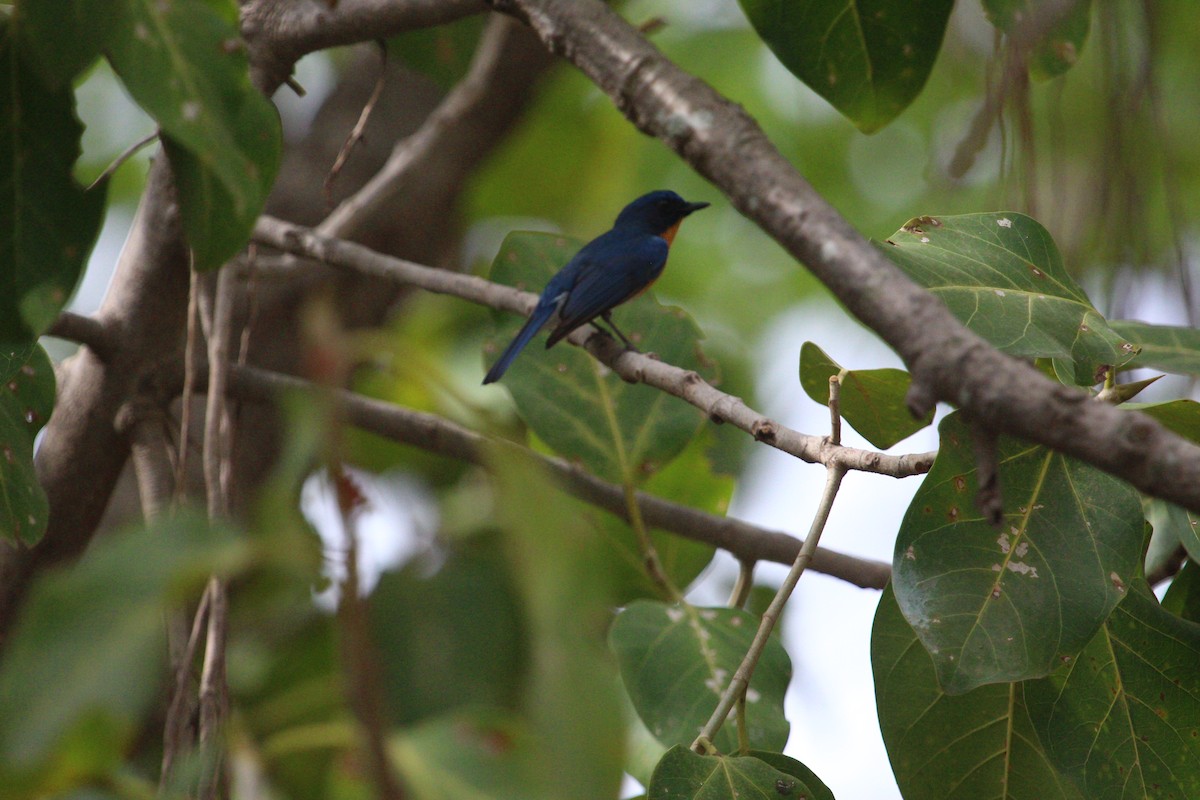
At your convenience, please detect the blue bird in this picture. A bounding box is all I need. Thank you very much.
[483,190,710,384]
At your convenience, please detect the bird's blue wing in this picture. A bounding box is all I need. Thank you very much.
[546,234,669,347]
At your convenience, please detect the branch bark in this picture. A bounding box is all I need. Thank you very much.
[485,0,1200,515]
[229,365,893,589]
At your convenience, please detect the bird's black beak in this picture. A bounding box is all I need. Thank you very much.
[684,201,711,216]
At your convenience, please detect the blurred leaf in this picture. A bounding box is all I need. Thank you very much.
[872,585,1083,799]
[486,232,712,484]
[798,341,932,448]
[0,344,54,544]
[392,710,537,800]
[1162,559,1200,624]
[738,0,953,133]
[646,746,832,800]
[107,0,280,269]
[1024,582,1200,797]
[12,0,123,88]
[602,430,726,603]
[488,443,624,800]
[388,14,485,89]
[4,343,54,437]
[609,600,790,754]
[1112,320,1200,375]
[0,513,246,770]
[371,533,526,727]
[0,343,35,385]
[883,213,1137,383]
[893,411,1144,693]
[1,21,107,344]
[983,0,1092,80]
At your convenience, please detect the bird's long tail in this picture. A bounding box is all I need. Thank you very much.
[483,304,554,384]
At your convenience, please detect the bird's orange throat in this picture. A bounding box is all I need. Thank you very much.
[661,220,683,246]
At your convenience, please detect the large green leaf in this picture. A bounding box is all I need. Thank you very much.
[798,340,932,448]
[0,344,55,544]
[391,710,538,800]
[1111,320,1200,376]
[107,0,280,269]
[609,600,791,755]
[646,745,833,800]
[0,514,246,771]
[738,0,953,133]
[893,411,1144,693]
[12,0,123,88]
[486,232,712,484]
[1161,559,1200,624]
[600,431,726,603]
[1024,582,1200,797]
[1,21,107,344]
[982,0,1092,80]
[370,533,527,727]
[872,585,1083,800]
[883,213,1137,383]
[488,444,625,800]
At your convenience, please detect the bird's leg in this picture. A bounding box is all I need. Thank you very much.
[597,312,639,351]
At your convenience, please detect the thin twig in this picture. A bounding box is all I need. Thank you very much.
[727,559,755,609]
[324,40,389,209]
[228,364,894,589]
[692,381,851,751]
[161,586,212,785]
[176,268,201,505]
[203,267,237,519]
[87,130,159,191]
[197,578,229,800]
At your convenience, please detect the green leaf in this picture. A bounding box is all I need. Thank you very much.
[488,444,625,800]
[646,746,832,800]
[0,343,35,385]
[1129,398,1200,443]
[0,513,247,769]
[370,533,527,727]
[737,0,953,133]
[107,0,280,269]
[893,411,1144,693]
[602,431,726,603]
[486,232,712,484]
[12,0,123,88]
[1161,559,1200,624]
[0,344,55,544]
[872,585,1083,800]
[1024,582,1200,797]
[609,600,790,754]
[3,343,54,437]
[883,213,1137,383]
[1144,497,1200,565]
[798,341,932,448]
[391,710,538,800]
[1,21,108,344]
[1111,320,1200,376]
[983,0,1092,80]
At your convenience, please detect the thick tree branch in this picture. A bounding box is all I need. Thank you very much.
[229,365,892,589]
[251,216,935,480]
[485,0,1200,515]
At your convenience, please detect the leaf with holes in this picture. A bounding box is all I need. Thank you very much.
[799,341,932,448]
[872,585,1083,799]
[646,745,834,800]
[1,22,107,344]
[485,232,713,485]
[107,0,280,269]
[1025,582,1200,797]
[738,0,954,133]
[893,411,1144,693]
[609,600,790,754]
[884,213,1137,384]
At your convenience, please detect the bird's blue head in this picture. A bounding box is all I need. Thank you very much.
[613,190,710,241]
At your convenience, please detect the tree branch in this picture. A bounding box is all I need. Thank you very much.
[44,312,113,361]
[250,216,935,481]
[228,364,893,590]
[484,0,1200,515]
